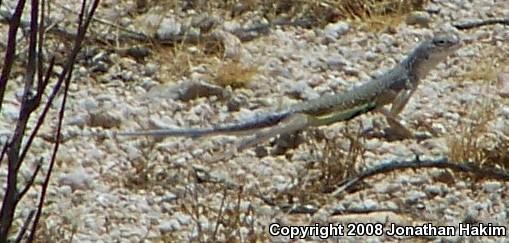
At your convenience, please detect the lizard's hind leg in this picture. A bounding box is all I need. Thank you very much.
[235,113,311,152]
[208,113,311,163]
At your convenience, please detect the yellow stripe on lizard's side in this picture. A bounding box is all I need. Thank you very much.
[308,101,378,127]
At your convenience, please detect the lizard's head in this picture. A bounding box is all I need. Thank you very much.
[405,33,462,79]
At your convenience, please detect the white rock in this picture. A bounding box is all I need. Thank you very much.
[497,72,509,98]
[160,193,178,203]
[174,212,192,225]
[323,21,349,39]
[363,199,378,210]
[156,17,181,40]
[406,11,431,27]
[483,181,502,193]
[159,219,181,233]
[424,185,442,196]
[406,190,426,203]
[2,104,19,121]
[79,97,98,112]
[58,168,92,191]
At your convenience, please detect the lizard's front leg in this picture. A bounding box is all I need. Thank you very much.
[380,88,416,139]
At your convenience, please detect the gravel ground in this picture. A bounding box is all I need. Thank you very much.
[1,0,509,242]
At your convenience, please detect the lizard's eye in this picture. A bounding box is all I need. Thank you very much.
[434,39,447,45]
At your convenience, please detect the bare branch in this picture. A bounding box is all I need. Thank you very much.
[0,0,31,238]
[18,157,43,200]
[14,209,35,243]
[0,137,8,168]
[454,18,509,30]
[0,0,28,110]
[27,0,101,240]
[332,157,509,197]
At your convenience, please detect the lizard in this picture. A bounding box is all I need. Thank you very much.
[10,32,456,161]
[105,32,462,156]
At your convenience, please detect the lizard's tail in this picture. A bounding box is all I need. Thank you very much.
[115,111,290,138]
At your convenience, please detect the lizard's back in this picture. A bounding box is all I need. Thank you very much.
[291,65,410,116]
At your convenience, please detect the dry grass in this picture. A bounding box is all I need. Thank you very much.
[482,137,509,170]
[447,97,497,164]
[142,0,427,83]
[310,125,366,193]
[212,61,259,88]
[266,124,367,208]
[324,0,429,31]
[464,58,500,83]
[154,182,267,242]
[152,42,220,82]
[463,47,507,84]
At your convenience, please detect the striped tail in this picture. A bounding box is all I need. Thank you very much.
[115,111,290,138]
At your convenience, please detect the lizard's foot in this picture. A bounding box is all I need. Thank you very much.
[383,124,433,142]
[270,132,305,156]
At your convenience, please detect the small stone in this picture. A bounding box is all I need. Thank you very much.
[141,78,158,91]
[424,184,442,196]
[191,14,218,32]
[254,146,268,158]
[405,190,426,204]
[176,81,226,101]
[211,29,242,60]
[159,219,181,233]
[406,11,431,27]
[343,66,359,76]
[326,54,348,70]
[2,104,19,121]
[483,181,502,193]
[174,213,192,225]
[161,193,178,203]
[58,168,92,191]
[363,199,378,210]
[375,183,401,194]
[144,62,158,76]
[323,21,349,39]
[156,17,181,40]
[364,51,378,61]
[90,61,109,73]
[500,106,509,117]
[66,114,90,128]
[226,96,247,112]
[122,46,151,59]
[497,72,509,98]
[89,109,122,128]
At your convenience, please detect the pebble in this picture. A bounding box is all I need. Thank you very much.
[66,114,90,128]
[323,21,349,39]
[174,213,192,225]
[159,219,181,233]
[160,193,178,203]
[406,11,431,27]
[363,199,378,210]
[424,184,442,196]
[144,62,158,76]
[58,168,92,191]
[375,183,402,194]
[326,54,348,70]
[176,81,227,101]
[483,181,502,193]
[500,106,509,117]
[343,66,359,76]
[405,190,427,204]
[156,17,182,40]
[89,109,122,128]
[2,104,19,121]
[497,72,509,98]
